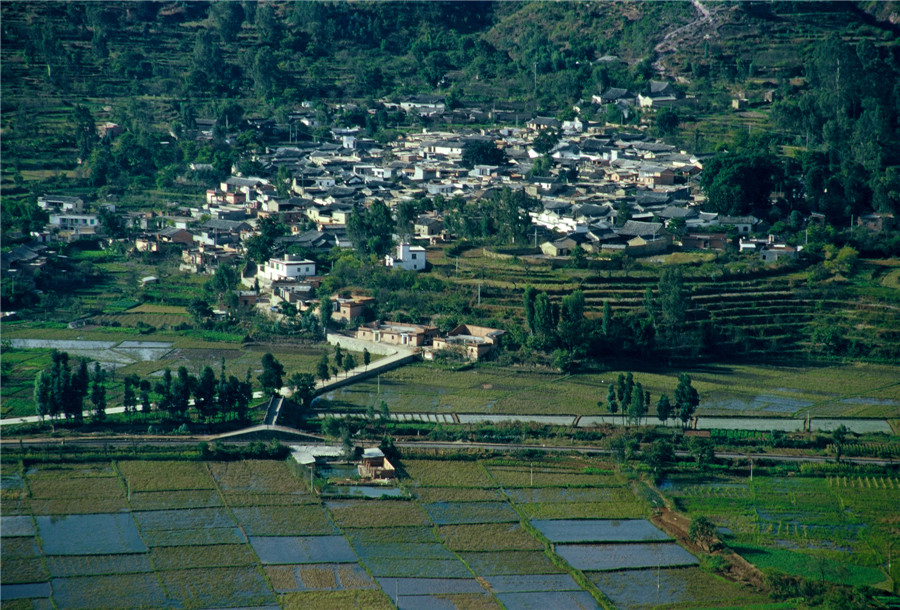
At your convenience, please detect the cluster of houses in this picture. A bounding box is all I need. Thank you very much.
[8,91,895,327]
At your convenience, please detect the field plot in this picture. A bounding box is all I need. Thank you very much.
[133,507,236,531]
[486,465,621,488]
[118,460,215,492]
[1,515,34,537]
[27,466,128,515]
[532,519,671,543]
[461,551,564,576]
[232,504,337,536]
[439,523,543,551]
[326,499,431,528]
[47,554,153,577]
[485,573,582,593]
[317,361,900,418]
[518,496,647,520]
[142,526,246,547]
[266,563,378,592]
[128,489,223,510]
[250,535,357,564]
[149,544,257,571]
[344,526,437,545]
[414,487,505,503]
[52,574,168,608]
[424,501,519,525]
[496,590,600,610]
[159,566,276,608]
[36,513,146,555]
[402,459,495,488]
[279,589,394,610]
[588,567,770,609]
[556,542,698,571]
[375,578,495,610]
[734,545,885,587]
[208,459,313,495]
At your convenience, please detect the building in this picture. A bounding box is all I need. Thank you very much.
[331,295,375,322]
[48,213,99,231]
[264,254,316,282]
[432,325,505,361]
[385,243,426,271]
[857,213,894,233]
[356,322,439,347]
[357,448,396,480]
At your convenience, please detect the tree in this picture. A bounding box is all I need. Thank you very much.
[195,365,218,422]
[656,107,680,136]
[73,104,98,161]
[461,140,507,168]
[602,300,612,337]
[340,424,354,458]
[832,425,849,462]
[122,375,138,416]
[557,289,586,353]
[34,371,51,420]
[288,372,316,409]
[656,393,673,424]
[317,353,331,383]
[380,400,391,421]
[171,366,194,421]
[689,437,716,468]
[347,199,394,257]
[343,353,357,376]
[674,373,700,429]
[363,348,371,371]
[645,439,674,480]
[605,383,618,415]
[259,353,285,395]
[524,285,537,335]
[627,382,646,425]
[188,299,213,326]
[699,151,781,216]
[689,516,718,552]
[532,129,560,155]
[154,368,173,415]
[90,362,106,423]
[616,373,627,403]
[658,267,686,336]
[333,345,344,371]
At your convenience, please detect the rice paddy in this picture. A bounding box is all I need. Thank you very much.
[0,454,895,608]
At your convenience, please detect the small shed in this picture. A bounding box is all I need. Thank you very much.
[358,448,396,480]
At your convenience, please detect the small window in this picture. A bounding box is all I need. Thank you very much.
[411,254,417,259]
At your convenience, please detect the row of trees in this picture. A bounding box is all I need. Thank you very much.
[601,372,700,428]
[33,351,106,424]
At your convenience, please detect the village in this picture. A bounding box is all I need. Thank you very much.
[4,84,895,360]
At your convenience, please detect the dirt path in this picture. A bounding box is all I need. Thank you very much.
[652,0,720,74]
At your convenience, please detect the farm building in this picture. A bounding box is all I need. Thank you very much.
[357,448,396,480]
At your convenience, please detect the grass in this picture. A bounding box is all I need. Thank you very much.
[159,566,275,608]
[208,460,313,495]
[460,550,564,576]
[232,505,337,536]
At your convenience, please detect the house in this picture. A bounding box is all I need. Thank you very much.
[717,215,759,235]
[385,243,426,271]
[759,243,798,263]
[541,237,577,257]
[236,291,258,308]
[357,448,396,480]
[682,232,729,251]
[331,295,375,322]
[196,219,250,246]
[357,321,439,347]
[857,213,894,233]
[592,87,635,106]
[637,81,681,108]
[38,195,84,213]
[432,324,505,361]
[399,95,446,116]
[414,216,444,239]
[614,220,672,254]
[527,117,561,131]
[264,254,316,282]
[156,227,194,246]
[48,213,99,231]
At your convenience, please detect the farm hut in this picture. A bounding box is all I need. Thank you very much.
[358,448,396,480]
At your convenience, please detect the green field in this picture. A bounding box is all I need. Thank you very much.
[317,361,900,419]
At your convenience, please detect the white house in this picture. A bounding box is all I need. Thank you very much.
[385,243,426,271]
[49,213,99,230]
[264,254,316,282]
